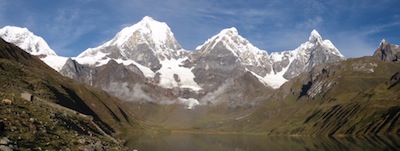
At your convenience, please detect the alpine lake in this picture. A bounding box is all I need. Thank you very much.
[124,132,400,151]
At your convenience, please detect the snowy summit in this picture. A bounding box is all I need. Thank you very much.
[0,26,57,56]
[0,26,68,71]
[77,16,184,61]
[0,18,346,109]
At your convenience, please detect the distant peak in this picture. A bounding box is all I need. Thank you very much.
[381,39,386,44]
[219,27,239,36]
[134,16,169,31]
[140,16,156,22]
[133,16,168,30]
[309,29,322,42]
[2,25,25,30]
[0,25,57,56]
[0,26,31,36]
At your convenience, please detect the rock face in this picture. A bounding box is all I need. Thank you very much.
[60,58,156,102]
[373,39,400,62]
[189,28,345,91]
[60,59,93,83]
[61,17,203,108]
[188,27,271,93]
[388,72,400,89]
[269,30,345,80]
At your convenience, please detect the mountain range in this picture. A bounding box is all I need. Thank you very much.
[1,16,400,141]
[0,16,345,109]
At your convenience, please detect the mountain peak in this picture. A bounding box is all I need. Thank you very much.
[0,26,57,56]
[196,27,264,55]
[106,16,174,47]
[141,16,155,22]
[309,29,322,43]
[1,26,29,34]
[373,39,400,62]
[79,16,183,58]
[77,16,185,72]
[380,39,387,45]
[219,27,239,36]
[137,16,168,32]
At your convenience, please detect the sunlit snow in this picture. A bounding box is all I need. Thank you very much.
[0,26,57,56]
[157,58,202,91]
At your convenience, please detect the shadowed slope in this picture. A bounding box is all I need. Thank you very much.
[0,38,152,149]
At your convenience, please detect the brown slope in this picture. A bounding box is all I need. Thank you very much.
[0,38,55,72]
[215,57,400,136]
[0,38,147,137]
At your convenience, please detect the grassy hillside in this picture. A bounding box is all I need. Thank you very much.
[121,57,400,137]
[214,57,400,136]
[0,38,152,149]
[0,91,124,150]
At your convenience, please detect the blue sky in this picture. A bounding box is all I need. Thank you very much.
[0,0,399,58]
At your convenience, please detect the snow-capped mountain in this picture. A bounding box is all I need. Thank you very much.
[190,28,344,89]
[189,27,271,92]
[76,16,188,71]
[59,19,346,107]
[60,16,202,109]
[71,16,201,91]
[1,17,345,109]
[266,30,345,87]
[195,27,269,66]
[0,26,56,56]
[0,26,68,71]
[194,27,271,74]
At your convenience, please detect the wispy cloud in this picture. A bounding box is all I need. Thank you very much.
[104,0,294,50]
[330,31,377,58]
[361,21,400,36]
[45,7,96,56]
[295,16,324,30]
[1,0,398,58]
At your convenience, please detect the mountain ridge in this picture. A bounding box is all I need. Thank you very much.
[1,16,345,109]
[1,16,400,140]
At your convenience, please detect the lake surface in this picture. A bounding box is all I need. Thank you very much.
[125,132,400,151]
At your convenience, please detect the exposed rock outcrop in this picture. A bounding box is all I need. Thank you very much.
[373,39,400,62]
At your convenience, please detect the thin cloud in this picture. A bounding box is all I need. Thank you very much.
[361,21,400,36]
[295,16,324,30]
[99,0,395,59]
[331,31,377,58]
[42,8,95,56]
[1,0,398,58]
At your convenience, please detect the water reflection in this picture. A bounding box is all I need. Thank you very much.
[125,132,400,151]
